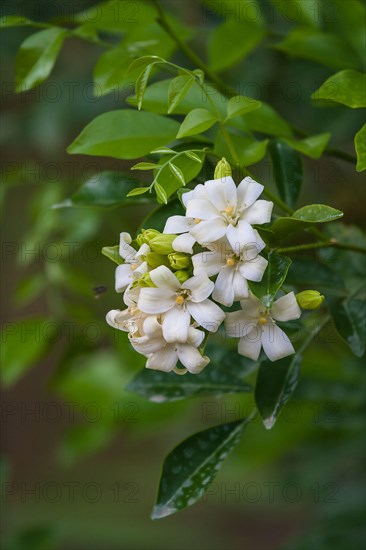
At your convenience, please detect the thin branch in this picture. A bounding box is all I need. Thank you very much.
[276,240,366,255]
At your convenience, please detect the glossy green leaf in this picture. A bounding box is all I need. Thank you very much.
[184,151,202,163]
[93,47,136,96]
[329,298,366,357]
[274,28,361,70]
[255,355,302,429]
[0,15,37,27]
[52,172,151,208]
[126,367,252,402]
[131,162,159,171]
[169,163,185,186]
[125,55,164,77]
[155,151,206,199]
[1,317,55,387]
[101,245,123,265]
[215,133,268,167]
[168,75,195,114]
[209,20,264,71]
[15,27,67,92]
[282,133,330,159]
[126,187,150,197]
[355,124,366,172]
[269,139,302,208]
[243,103,293,138]
[249,252,292,308]
[311,70,366,108]
[177,109,217,139]
[151,420,247,519]
[67,110,180,160]
[226,96,262,119]
[138,200,185,233]
[272,204,344,238]
[136,63,154,109]
[154,182,168,204]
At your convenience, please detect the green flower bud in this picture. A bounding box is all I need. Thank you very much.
[296,290,325,310]
[149,234,176,255]
[214,157,232,180]
[136,229,161,247]
[146,252,170,269]
[168,252,191,270]
[137,273,155,288]
[175,270,191,284]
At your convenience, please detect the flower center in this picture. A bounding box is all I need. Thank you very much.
[131,263,139,271]
[226,255,237,267]
[224,205,234,216]
[194,218,202,224]
[175,289,191,305]
[176,295,185,305]
[258,316,268,325]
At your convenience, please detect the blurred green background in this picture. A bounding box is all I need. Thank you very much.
[1,1,365,549]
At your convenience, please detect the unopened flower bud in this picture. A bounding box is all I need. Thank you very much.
[146,252,170,269]
[174,270,191,284]
[149,234,176,255]
[136,229,160,247]
[214,157,232,180]
[296,290,325,310]
[168,252,191,270]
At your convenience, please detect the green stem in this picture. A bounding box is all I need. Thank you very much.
[276,241,366,255]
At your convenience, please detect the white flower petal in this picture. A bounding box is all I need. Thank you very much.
[106,309,129,331]
[146,346,178,372]
[135,243,150,259]
[204,177,237,211]
[261,323,295,361]
[172,233,196,254]
[192,249,223,277]
[212,268,235,307]
[225,310,258,338]
[190,218,227,244]
[237,177,263,208]
[162,306,191,343]
[138,287,175,314]
[183,273,214,302]
[187,300,225,332]
[239,292,263,318]
[238,328,262,360]
[239,254,268,282]
[177,344,210,374]
[132,336,164,356]
[226,220,257,251]
[115,263,132,292]
[271,292,302,322]
[253,229,266,252]
[123,284,140,306]
[187,326,205,348]
[143,315,162,338]
[241,200,273,225]
[164,215,194,234]
[149,265,181,291]
[182,183,207,207]
[186,198,221,220]
[232,271,249,301]
[119,232,136,261]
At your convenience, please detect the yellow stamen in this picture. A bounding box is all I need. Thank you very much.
[176,295,185,305]
[258,316,267,325]
[131,263,138,271]
[226,257,236,267]
[224,205,234,215]
[194,218,202,224]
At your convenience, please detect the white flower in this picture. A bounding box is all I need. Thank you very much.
[137,265,226,343]
[115,232,149,293]
[192,231,268,306]
[131,315,209,375]
[225,292,301,362]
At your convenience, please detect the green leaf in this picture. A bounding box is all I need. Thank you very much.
[168,75,195,114]
[215,133,268,167]
[274,28,361,70]
[101,245,123,265]
[255,355,302,429]
[268,139,303,208]
[168,163,185,186]
[151,420,247,519]
[209,20,264,71]
[355,124,366,172]
[272,204,344,238]
[154,151,206,199]
[330,0,366,64]
[184,151,202,162]
[136,63,154,109]
[286,259,345,294]
[0,15,36,27]
[126,187,150,197]
[226,96,262,119]
[177,109,217,139]
[125,55,164,77]
[72,0,156,33]
[243,103,293,138]
[151,147,176,154]
[67,110,180,160]
[15,27,67,92]
[329,299,366,357]
[311,70,366,108]
[126,367,252,402]
[131,162,159,171]
[155,182,168,204]
[93,47,137,96]
[282,133,330,159]
[270,0,319,26]
[52,172,151,208]
[249,252,292,308]
[138,199,185,233]
[1,318,55,387]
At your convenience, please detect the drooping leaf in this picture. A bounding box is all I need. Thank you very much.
[311,70,366,108]
[151,419,247,519]
[272,204,344,238]
[52,172,151,208]
[135,63,154,109]
[329,298,366,357]
[168,75,195,114]
[101,245,123,265]
[177,109,218,139]
[268,139,302,208]
[355,124,366,172]
[168,163,185,186]
[208,20,264,71]
[154,182,168,204]
[255,355,302,429]
[249,252,292,308]
[15,27,67,92]
[226,96,262,119]
[282,133,330,159]
[67,110,180,159]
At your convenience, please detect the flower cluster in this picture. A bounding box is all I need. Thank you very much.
[106,170,307,374]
